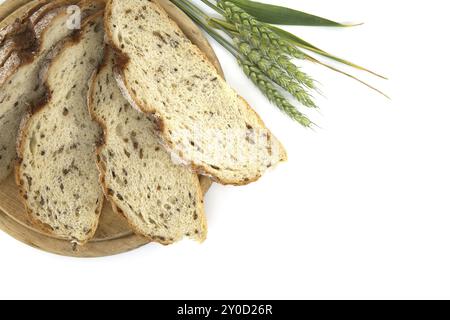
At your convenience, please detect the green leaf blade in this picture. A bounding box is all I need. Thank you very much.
[226,0,355,27]
[269,25,387,80]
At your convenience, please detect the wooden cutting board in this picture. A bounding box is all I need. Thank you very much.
[0,0,221,257]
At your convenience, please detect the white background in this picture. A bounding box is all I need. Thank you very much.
[1,0,449,300]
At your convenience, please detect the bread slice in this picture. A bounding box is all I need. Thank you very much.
[0,3,54,68]
[105,0,287,186]
[88,47,207,244]
[0,0,48,44]
[0,0,105,73]
[0,38,20,67]
[0,0,104,182]
[16,12,105,244]
[0,0,50,66]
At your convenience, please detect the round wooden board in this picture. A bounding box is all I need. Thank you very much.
[0,0,222,257]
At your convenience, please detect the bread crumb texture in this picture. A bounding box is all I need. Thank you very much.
[106,0,287,185]
[0,0,106,182]
[16,14,105,244]
[90,48,207,244]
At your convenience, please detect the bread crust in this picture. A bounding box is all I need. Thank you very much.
[0,4,69,87]
[0,0,106,87]
[0,0,48,44]
[0,0,77,67]
[87,46,207,244]
[15,12,106,245]
[104,0,287,186]
[0,39,17,67]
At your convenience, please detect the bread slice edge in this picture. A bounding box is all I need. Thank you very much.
[87,47,207,244]
[104,0,287,186]
[14,12,106,245]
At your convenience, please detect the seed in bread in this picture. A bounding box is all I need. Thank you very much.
[89,47,207,244]
[0,0,104,182]
[16,13,105,244]
[105,0,287,186]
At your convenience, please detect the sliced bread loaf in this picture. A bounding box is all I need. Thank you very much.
[105,0,287,186]
[16,12,105,244]
[0,0,104,182]
[0,0,104,74]
[0,1,67,67]
[88,47,207,244]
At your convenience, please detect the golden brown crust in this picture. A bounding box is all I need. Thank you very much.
[104,0,287,186]
[0,4,71,87]
[0,1,87,84]
[1,0,106,87]
[0,0,79,49]
[0,0,48,44]
[15,112,91,244]
[15,12,105,245]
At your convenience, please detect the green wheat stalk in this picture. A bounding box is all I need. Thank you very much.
[235,40,317,108]
[239,58,313,128]
[172,0,387,128]
[218,1,305,59]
